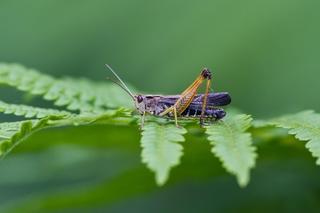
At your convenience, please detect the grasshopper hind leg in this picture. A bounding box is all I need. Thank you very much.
[200,77,211,126]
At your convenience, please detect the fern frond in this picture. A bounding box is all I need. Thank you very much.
[0,63,133,113]
[270,110,320,164]
[0,100,72,119]
[0,116,64,156]
[140,123,187,186]
[0,108,134,157]
[206,114,257,187]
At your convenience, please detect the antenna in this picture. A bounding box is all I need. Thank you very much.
[105,64,135,99]
[106,77,135,99]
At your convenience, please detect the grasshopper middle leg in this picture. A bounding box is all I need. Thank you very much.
[159,106,180,127]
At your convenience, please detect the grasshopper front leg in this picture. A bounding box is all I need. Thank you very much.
[140,111,146,129]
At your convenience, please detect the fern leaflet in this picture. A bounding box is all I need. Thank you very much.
[270,110,320,164]
[0,100,72,119]
[206,114,257,187]
[140,122,187,185]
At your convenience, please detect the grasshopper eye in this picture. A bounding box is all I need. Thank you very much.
[137,95,143,103]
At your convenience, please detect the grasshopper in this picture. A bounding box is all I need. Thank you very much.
[106,64,231,127]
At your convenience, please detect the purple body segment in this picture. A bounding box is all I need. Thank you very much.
[180,104,226,119]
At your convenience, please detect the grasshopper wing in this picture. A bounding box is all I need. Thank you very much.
[158,92,231,107]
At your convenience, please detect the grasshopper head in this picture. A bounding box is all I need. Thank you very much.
[134,95,146,114]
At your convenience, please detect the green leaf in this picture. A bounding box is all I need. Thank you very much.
[0,63,133,112]
[140,122,187,186]
[206,114,257,187]
[270,110,320,165]
[0,100,72,119]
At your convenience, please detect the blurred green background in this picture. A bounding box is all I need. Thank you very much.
[1,0,320,212]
